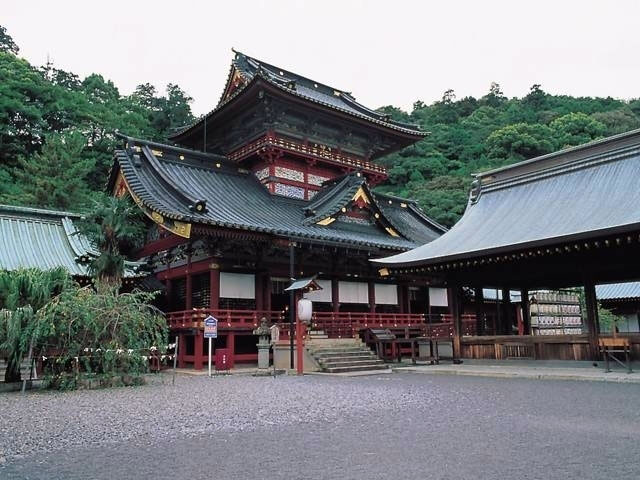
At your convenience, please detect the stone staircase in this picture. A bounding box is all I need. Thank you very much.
[306,337,390,374]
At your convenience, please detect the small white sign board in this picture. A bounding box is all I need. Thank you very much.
[204,316,218,338]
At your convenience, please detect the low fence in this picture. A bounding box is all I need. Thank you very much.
[461,334,640,361]
[166,309,479,340]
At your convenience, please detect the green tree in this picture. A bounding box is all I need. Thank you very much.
[78,195,146,288]
[0,25,19,55]
[486,122,555,163]
[11,131,95,209]
[0,52,49,163]
[597,304,625,333]
[0,268,71,382]
[30,285,167,389]
[550,112,606,148]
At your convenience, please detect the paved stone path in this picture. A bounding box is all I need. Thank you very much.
[396,362,640,383]
[1,373,639,479]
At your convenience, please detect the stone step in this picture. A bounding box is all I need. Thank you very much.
[313,350,375,359]
[324,364,391,374]
[319,359,385,369]
[316,354,380,364]
[308,347,372,355]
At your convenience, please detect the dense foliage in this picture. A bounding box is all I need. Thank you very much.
[2,26,640,227]
[0,26,194,210]
[78,195,146,286]
[377,84,640,226]
[28,285,167,390]
[0,268,71,382]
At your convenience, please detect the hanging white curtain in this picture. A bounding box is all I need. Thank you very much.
[339,281,369,303]
[429,287,448,307]
[303,279,332,302]
[374,284,398,305]
[220,272,255,299]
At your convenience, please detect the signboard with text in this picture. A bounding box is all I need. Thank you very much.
[204,316,218,339]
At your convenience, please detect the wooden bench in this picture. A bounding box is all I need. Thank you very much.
[599,337,632,373]
[366,329,397,361]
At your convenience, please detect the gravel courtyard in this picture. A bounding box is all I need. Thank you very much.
[1,372,639,479]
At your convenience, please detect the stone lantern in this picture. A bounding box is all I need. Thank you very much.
[253,317,272,373]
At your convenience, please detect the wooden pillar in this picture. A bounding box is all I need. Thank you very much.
[398,285,406,314]
[255,272,264,312]
[520,288,530,335]
[332,278,340,313]
[185,274,193,311]
[264,275,272,313]
[194,330,204,370]
[228,331,235,367]
[584,280,601,360]
[494,288,501,335]
[474,287,484,336]
[178,334,187,368]
[185,247,193,310]
[501,287,511,335]
[368,281,376,313]
[165,278,173,310]
[209,265,220,311]
[449,286,463,363]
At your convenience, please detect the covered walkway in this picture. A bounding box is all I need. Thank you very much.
[375,129,640,362]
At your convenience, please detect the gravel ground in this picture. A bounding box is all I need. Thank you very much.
[1,373,639,479]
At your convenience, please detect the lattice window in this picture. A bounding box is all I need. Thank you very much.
[191,272,211,308]
[274,183,305,199]
[308,173,330,186]
[254,167,270,181]
[274,166,304,182]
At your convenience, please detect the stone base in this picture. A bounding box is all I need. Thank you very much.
[273,341,321,373]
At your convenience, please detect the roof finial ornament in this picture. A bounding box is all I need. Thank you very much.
[469,177,482,204]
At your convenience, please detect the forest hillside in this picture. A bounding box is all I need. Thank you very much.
[2,25,639,227]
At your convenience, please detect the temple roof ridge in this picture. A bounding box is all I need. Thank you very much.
[373,129,640,268]
[111,138,443,250]
[169,52,426,143]
[0,204,145,277]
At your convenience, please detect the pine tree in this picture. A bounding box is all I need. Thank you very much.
[11,131,95,210]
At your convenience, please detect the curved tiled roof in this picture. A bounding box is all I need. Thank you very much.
[112,136,444,251]
[0,205,144,277]
[374,129,640,267]
[170,51,426,142]
[596,282,640,301]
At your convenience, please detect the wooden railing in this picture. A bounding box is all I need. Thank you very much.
[166,309,478,339]
[167,309,286,329]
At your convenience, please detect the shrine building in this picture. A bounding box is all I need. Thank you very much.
[108,51,447,369]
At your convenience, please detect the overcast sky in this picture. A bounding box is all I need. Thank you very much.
[5,0,640,116]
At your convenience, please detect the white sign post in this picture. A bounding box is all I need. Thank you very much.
[204,316,218,377]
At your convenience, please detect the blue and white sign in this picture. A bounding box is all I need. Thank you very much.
[204,316,218,339]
